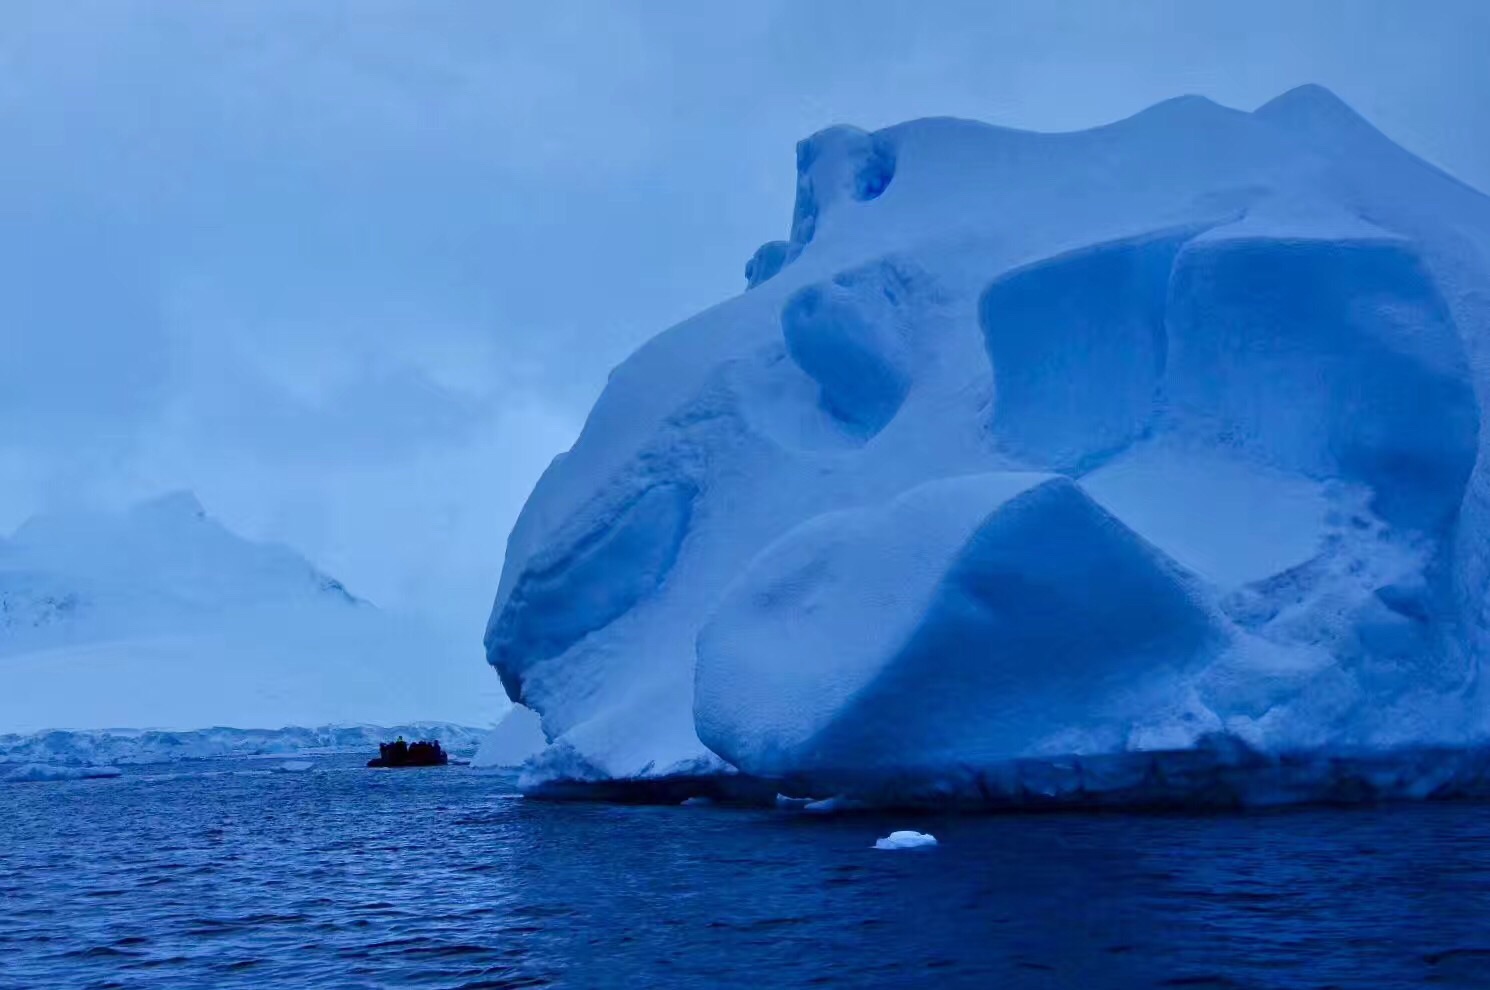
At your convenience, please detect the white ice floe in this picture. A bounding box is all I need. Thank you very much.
[874,831,938,851]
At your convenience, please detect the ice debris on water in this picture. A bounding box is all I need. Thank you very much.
[5,763,122,783]
[874,831,937,850]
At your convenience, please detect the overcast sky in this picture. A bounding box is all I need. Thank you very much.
[3,0,1488,642]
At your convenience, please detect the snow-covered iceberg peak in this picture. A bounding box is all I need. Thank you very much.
[485,86,1490,805]
[746,124,897,289]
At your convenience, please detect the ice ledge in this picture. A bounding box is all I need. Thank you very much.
[515,738,1490,812]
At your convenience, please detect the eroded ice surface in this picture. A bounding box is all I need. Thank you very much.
[484,86,1490,806]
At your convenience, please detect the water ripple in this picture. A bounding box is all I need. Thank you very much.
[7,756,1490,987]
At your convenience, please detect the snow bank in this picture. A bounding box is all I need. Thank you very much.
[484,85,1490,808]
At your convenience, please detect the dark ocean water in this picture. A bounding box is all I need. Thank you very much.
[5,756,1490,989]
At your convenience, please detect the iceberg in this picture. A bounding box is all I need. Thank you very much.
[484,86,1490,808]
[471,704,549,768]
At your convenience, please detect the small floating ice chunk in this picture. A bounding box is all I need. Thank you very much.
[874,830,937,850]
[680,796,713,807]
[277,760,314,773]
[804,796,864,814]
[775,793,813,808]
[472,704,548,768]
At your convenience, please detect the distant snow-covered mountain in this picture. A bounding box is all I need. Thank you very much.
[0,492,505,732]
[0,722,491,769]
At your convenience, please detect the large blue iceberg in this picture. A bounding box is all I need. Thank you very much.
[484,86,1490,807]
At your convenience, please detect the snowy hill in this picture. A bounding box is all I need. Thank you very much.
[0,493,505,732]
[483,85,1490,806]
[0,723,490,769]
[0,492,359,649]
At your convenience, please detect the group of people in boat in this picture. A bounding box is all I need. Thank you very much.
[368,736,449,767]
